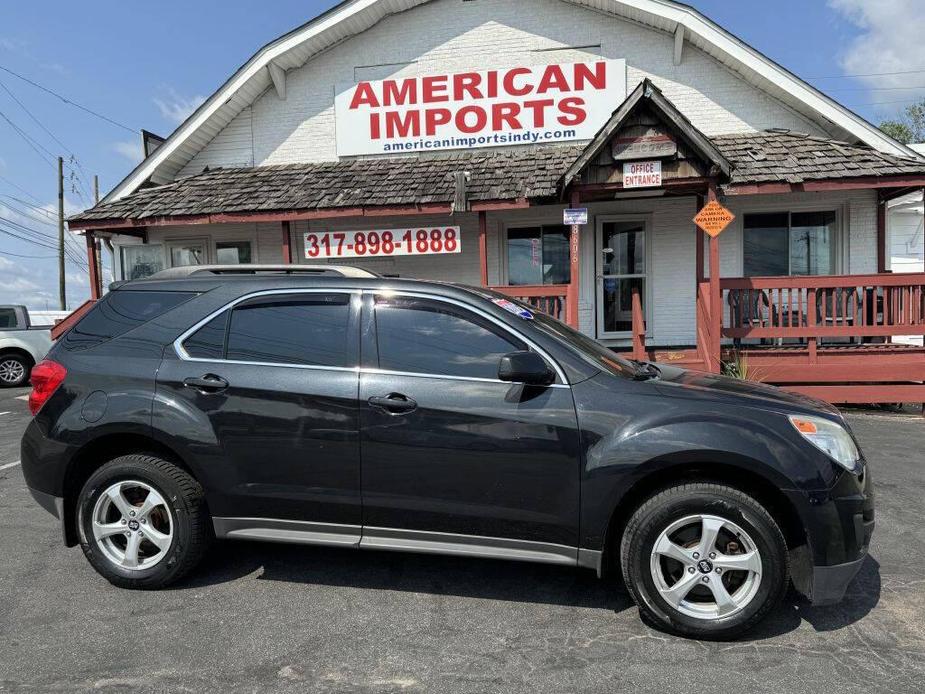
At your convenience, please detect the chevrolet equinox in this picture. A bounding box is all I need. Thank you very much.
[21,265,874,639]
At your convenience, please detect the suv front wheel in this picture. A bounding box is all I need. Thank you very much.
[76,454,210,589]
[620,483,789,640]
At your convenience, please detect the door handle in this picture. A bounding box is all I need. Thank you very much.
[368,393,417,415]
[183,374,229,393]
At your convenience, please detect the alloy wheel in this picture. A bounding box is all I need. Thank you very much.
[649,514,763,620]
[0,359,25,384]
[91,480,174,571]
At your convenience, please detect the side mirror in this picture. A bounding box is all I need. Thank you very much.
[498,351,555,386]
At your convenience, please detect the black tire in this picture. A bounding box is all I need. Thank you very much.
[0,353,31,388]
[76,454,211,589]
[620,483,789,640]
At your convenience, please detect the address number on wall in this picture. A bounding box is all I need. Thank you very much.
[304,227,462,259]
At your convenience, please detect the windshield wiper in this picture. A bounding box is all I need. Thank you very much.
[632,361,661,381]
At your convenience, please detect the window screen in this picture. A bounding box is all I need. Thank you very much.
[374,296,525,380]
[225,294,351,367]
[64,291,196,351]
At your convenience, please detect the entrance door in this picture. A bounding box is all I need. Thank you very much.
[358,292,582,556]
[597,218,649,339]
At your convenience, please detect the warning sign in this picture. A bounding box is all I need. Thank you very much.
[694,200,735,238]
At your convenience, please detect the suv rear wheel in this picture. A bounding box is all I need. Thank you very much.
[620,483,788,640]
[76,454,210,589]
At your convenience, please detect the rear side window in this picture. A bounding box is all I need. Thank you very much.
[183,312,229,360]
[215,293,351,367]
[65,291,196,351]
[374,296,525,380]
[0,308,17,329]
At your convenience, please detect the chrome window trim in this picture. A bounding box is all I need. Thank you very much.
[359,367,570,389]
[368,290,569,385]
[173,288,361,366]
[173,287,570,386]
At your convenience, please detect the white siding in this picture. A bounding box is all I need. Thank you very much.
[178,108,254,178]
[183,0,827,170]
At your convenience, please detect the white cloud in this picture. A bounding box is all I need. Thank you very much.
[112,139,144,163]
[0,37,29,54]
[829,0,925,91]
[153,87,206,125]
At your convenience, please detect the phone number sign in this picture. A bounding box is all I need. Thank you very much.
[304,227,461,259]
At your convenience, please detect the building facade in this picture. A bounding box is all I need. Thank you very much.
[69,0,925,404]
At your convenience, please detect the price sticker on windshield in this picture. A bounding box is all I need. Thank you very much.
[305,227,461,259]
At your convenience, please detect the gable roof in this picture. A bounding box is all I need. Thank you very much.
[560,78,731,188]
[103,0,920,205]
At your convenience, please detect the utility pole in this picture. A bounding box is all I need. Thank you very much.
[57,156,66,310]
[93,175,102,296]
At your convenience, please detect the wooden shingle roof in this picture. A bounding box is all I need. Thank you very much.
[717,130,925,185]
[70,131,925,226]
[71,145,584,224]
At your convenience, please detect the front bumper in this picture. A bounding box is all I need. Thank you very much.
[787,463,874,605]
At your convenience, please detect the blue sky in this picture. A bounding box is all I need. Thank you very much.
[1,0,923,310]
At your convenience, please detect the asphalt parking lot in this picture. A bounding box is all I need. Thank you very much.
[0,387,923,694]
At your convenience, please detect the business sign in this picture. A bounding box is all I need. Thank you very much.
[693,201,735,238]
[623,161,662,189]
[335,60,625,156]
[612,131,678,161]
[304,227,461,260]
[563,208,589,225]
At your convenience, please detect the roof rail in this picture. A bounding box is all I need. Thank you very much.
[146,264,380,280]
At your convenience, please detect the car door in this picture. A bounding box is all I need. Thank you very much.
[155,290,362,544]
[358,292,582,561]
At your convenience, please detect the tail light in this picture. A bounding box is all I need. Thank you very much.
[28,360,67,416]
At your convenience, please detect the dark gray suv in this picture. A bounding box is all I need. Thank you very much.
[21,265,873,639]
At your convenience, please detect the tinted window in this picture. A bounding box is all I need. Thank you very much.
[374,296,525,379]
[225,294,351,367]
[65,291,196,351]
[0,308,17,329]
[184,312,229,360]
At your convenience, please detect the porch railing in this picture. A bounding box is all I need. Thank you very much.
[491,284,573,325]
[720,273,925,351]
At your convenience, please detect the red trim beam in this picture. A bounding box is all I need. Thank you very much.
[68,199,531,232]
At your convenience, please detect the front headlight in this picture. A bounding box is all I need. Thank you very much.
[789,415,860,471]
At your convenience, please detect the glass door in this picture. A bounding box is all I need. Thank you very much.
[597,219,648,338]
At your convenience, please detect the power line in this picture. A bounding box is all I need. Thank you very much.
[0,79,94,200]
[0,250,57,259]
[0,173,43,203]
[823,85,925,93]
[0,194,56,219]
[0,63,137,134]
[807,68,925,80]
[0,107,57,169]
[0,199,56,227]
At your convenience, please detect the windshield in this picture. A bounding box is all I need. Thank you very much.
[460,285,639,379]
